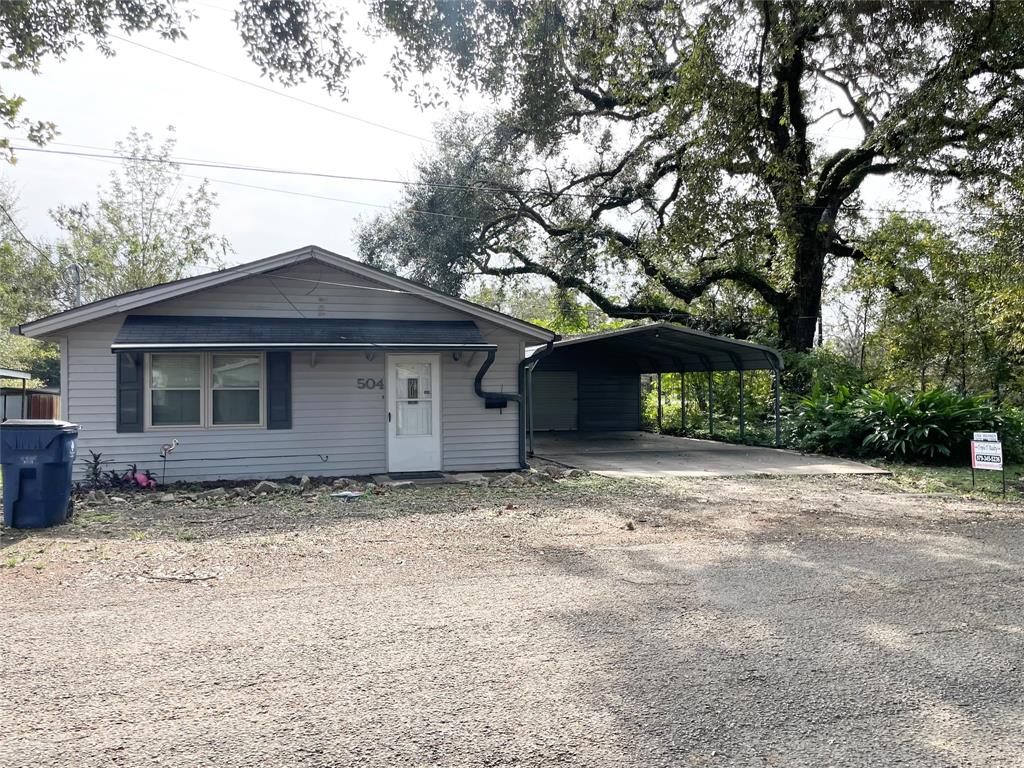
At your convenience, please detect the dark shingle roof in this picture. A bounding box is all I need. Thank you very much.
[112,315,493,350]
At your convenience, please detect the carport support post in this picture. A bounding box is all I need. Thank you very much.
[773,367,781,447]
[738,369,746,441]
[656,373,663,431]
[707,370,714,437]
[679,372,686,434]
[527,363,535,457]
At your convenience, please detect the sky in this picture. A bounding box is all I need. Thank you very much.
[2,1,475,266]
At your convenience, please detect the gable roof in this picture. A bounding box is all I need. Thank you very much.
[14,245,556,342]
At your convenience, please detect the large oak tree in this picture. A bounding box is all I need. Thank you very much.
[242,0,1024,350]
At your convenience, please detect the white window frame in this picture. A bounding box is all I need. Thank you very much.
[144,352,265,431]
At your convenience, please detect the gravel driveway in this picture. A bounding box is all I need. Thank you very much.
[2,474,1023,767]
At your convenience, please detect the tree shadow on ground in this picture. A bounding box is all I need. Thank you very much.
[533,497,1024,766]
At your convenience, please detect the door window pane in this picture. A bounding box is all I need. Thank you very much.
[397,401,431,436]
[396,363,431,400]
[150,354,201,426]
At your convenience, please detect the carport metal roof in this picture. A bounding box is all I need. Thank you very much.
[529,322,782,373]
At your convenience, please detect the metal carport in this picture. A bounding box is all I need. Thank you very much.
[525,322,784,453]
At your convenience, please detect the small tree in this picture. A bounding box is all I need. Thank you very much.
[52,128,230,303]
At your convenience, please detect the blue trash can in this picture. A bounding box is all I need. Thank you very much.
[1,420,79,529]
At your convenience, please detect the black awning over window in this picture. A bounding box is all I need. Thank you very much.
[111,315,495,351]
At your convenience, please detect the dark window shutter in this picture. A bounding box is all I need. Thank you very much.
[266,351,292,430]
[116,352,144,433]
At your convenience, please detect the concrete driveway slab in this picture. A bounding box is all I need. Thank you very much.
[534,430,887,478]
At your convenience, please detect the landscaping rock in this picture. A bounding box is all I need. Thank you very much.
[253,481,278,494]
[196,487,227,501]
[492,473,527,487]
[156,493,176,503]
[110,496,128,504]
[448,473,489,486]
[332,477,352,488]
[299,475,312,492]
[549,467,585,480]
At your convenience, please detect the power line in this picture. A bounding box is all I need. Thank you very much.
[11,143,1003,221]
[9,144,524,197]
[193,173,486,223]
[33,142,493,224]
[107,33,435,145]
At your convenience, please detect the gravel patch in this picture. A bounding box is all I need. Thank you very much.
[2,474,1023,767]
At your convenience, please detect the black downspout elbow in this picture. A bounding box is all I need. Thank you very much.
[473,339,558,469]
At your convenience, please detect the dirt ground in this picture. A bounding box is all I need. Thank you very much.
[3,473,1024,767]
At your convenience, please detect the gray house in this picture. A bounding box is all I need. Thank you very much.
[13,246,556,482]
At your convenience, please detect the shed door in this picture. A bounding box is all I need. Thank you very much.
[533,371,578,431]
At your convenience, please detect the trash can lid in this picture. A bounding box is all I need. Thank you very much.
[0,419,79,431]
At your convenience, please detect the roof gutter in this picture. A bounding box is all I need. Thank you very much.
[473,336,558,469]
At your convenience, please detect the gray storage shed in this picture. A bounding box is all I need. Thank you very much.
[526,322,784,446]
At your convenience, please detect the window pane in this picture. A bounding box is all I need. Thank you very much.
[395,362,431,401]
[152,389,201,425]
[397,400,431,436]
[212,355,261,389]
[151,354,201,389]
[213,390,260,425]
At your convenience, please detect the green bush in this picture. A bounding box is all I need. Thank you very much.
[782,346,868,396]
[788,387,1024,464]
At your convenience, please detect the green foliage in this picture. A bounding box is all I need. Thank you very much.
[788,387,1024,464]
[782,346,867,397]
[846,214,1024,397]
[467,281,626,335]
[640,370,778,446]
[51,128,229,302]
[0,183,61,382]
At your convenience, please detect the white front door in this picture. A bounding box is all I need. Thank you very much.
[386,354,441,472]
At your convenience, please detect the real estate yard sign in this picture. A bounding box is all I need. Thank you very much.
[970,432,1005,495]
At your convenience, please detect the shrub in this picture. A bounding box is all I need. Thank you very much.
[782,346,867,396]
[788,387,1024,464]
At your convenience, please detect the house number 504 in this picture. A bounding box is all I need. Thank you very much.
[357,378,384,390]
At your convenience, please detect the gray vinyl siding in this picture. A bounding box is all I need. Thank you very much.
[59,261,528,482]
[532,371,578,431]
[577,372,641,432]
